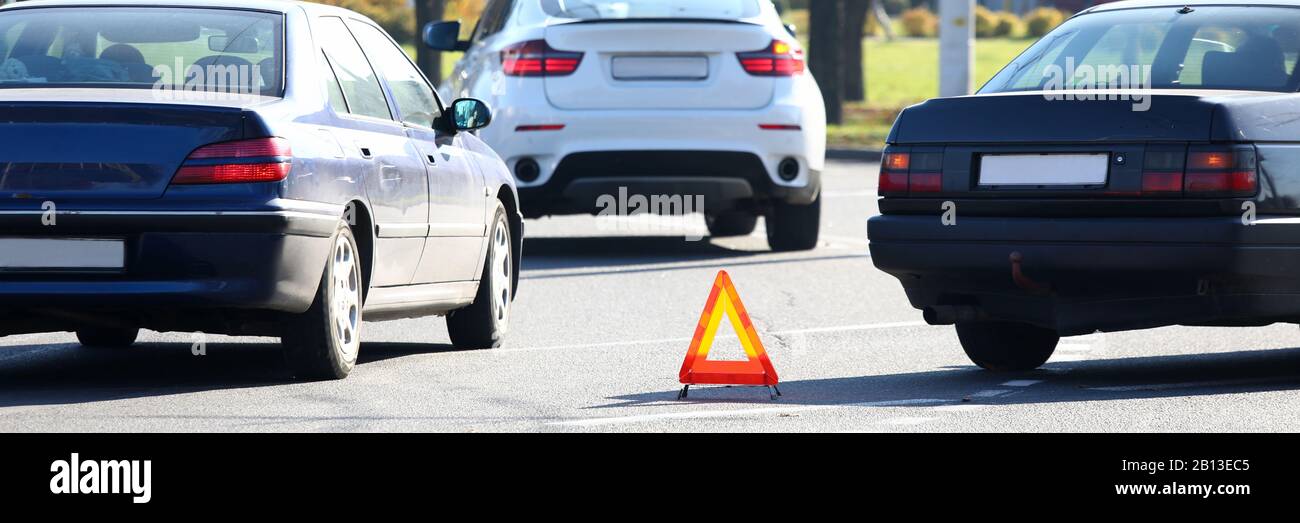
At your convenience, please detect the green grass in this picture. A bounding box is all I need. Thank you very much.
[828,37,1034,149]
[863,37,1032,107]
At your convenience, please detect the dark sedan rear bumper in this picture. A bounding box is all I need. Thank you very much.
[0,207,338,335]
[869,214,1300,335]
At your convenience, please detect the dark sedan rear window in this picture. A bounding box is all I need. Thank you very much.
[0,7,283,96]
[981,6,1300,94]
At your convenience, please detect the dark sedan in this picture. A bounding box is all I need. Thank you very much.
[0,0,522,379]
[870,1,1300,371]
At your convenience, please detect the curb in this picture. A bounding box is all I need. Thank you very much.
[827,149,883,162]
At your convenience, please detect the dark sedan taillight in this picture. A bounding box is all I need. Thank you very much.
[737,40,805,76]
[171,137,292,185]
[501,40,583,77]
[1141,145,1257,197]
[879,148,943,196]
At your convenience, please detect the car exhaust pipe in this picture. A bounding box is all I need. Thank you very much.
[515,157,541,183]
[777,157,800,181]
[922,305,982,325]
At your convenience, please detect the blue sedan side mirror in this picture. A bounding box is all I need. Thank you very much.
[423,21,470,52]
[452,98,492,131]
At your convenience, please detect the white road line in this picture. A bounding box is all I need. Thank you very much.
[549,398,951,427]
[500,321,929,354]
[1087,377,1299,392]
[773,321,927,336]
[1001,379,1043,387]
[820,234,870,247]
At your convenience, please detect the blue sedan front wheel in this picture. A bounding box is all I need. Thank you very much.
[447,201,512,350]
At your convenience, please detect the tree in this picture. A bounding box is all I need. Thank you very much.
[809,0,844,124]
[842,0,870,102]
[415,0,448,82]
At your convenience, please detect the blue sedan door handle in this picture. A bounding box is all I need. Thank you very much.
[379,163,401,190]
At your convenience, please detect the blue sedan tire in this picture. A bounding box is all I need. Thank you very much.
[283,221,363,380]
[447,202,512,350]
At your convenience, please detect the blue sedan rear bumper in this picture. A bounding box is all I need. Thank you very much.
[0,205,339,335]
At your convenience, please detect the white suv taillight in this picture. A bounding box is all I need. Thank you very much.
[737,40,805,76]
[501,40,583,77]
[171,137,292,185]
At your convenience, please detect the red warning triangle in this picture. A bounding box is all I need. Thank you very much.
[678,271,779,386]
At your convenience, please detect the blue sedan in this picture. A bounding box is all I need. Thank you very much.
[0,0,522,379]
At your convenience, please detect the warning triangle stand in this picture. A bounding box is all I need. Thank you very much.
[677,270,781,400]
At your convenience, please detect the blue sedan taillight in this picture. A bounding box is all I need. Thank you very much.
[171,137,293,185]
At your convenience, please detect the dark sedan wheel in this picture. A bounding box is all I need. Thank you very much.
[76,327,140,349]
[956,321,1059,372]
[448,202,512,350]
[706,210,758,237]
[766,197,820,252]
[283,221,363,380]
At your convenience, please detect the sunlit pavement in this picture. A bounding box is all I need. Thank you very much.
[4,159,1300,432]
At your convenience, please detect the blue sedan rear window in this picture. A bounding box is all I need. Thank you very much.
[981,6,1300,94]
[0,7,283,96]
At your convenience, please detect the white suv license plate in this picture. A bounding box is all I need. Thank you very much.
[979,154,1110,186]
[0,238,125,271]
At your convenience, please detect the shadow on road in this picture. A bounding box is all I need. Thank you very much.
[0,340,471,408]
[523,235,758,269]
[592,347,1300,409]
[521,235,866,280]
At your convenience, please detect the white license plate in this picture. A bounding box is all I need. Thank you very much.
[611,56,709,80]
[0,238,125,271]
[979,154,1110,186]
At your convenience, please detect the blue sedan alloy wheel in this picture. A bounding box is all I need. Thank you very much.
[447,202,512,350]
[283,221,364,380]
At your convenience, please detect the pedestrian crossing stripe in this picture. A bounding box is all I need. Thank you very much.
[678,270,779,387]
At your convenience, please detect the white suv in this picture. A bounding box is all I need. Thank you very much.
[424,0,826,250]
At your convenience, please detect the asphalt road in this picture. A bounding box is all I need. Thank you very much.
[4,159,1300,432]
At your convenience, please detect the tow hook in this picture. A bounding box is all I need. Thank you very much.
[1010,252,1050,294]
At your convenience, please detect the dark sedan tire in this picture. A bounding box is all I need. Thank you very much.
[766,197,821,252]
[448,202,512,350]
[706,210,758,237]
[283,221,363,380]
[956,321,1059,371]
[76,327,139,348]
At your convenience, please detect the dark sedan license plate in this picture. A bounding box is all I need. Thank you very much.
[979,153,1109,186]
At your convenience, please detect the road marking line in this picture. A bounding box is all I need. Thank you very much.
[820,234,871,249]
[1087,377,1299,392]
[1000,379,1043,387]
[549,398,951,427]
[969,389,1012,398]
[500,321,928,353]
